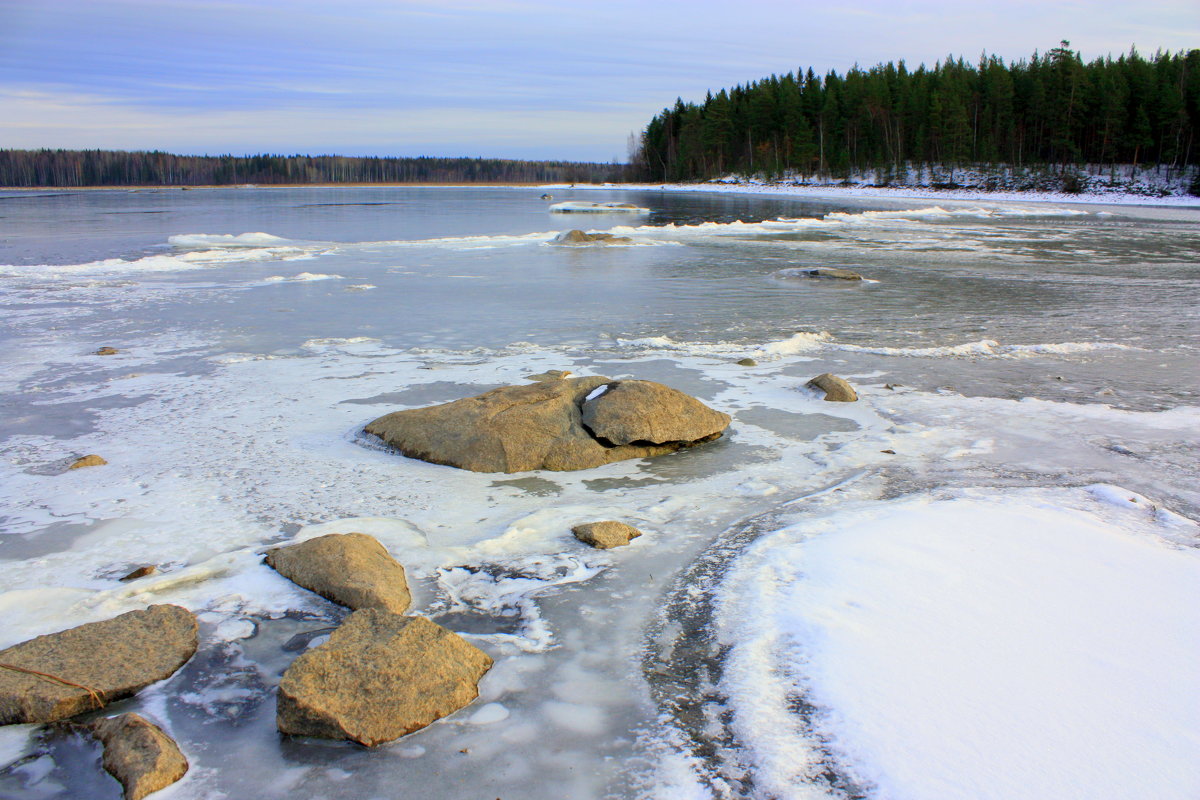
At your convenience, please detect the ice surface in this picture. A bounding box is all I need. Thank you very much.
[716,488,1200,800]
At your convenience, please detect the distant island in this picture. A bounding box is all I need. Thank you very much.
[630,42,1200,196]
[0,152,625,188]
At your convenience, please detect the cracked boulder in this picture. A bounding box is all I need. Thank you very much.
[277,611,492,746]
[364,376,730,473]
[0,605,198,724]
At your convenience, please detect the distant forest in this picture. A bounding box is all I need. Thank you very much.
[633,43,1200,182]
[0,151,625,187]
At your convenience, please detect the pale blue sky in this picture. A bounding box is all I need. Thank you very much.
[1,0,1196,161]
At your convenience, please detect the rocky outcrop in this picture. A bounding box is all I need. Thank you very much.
[572,521,643,549]
[807,373,858,402]
[265,533,411,614]
[364,376,730,473]
[277,611,492,747]
[0,605,198,724]
[91,713,188,800]
[550,229,633,245]
[68,454,107,470]
[581,380,730,446]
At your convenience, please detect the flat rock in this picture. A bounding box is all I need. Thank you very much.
[91,713,188,800]
[777,267,864,281]
[524,369,572,382]
[581,380,731,446]
[572,521,643,549]
[807,373,858,402]
[265,533,411,614]
[365,376,730,473]
[277,611,492,747]
[0,605,198,724]
[550,229,633,245]
[68,454,107,470]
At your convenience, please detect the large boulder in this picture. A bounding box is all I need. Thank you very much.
[806,373,858,402]
[265,532,410,614]
[277,611,492,747]
[91,713,188,800]
[364,376,730,473]
[0,605,198,724]
[550,229,632,245]
[581,380,731,446]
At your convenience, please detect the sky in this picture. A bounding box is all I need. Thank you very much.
[1,0,1197,162]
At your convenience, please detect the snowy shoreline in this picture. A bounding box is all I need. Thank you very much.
[565,179,1200,209]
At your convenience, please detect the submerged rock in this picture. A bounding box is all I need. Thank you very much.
[806,373,858,402]
[0,605,198,724]
[277,611,492,747]
[550,229,633,245]
[95,347,120,356]
[68,454,107,470]
[364,376,730,473]
[779,267,864,281]
[265,532,411,614]
[572,521,643,549]
[91,713,188,800]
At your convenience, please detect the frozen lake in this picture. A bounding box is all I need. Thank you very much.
[1,186,1198,799]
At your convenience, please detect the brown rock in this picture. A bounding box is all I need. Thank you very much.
[806,373,858,402]
[365,376,729,473]
[736,358,757,366]
[525,369,572,382]
[91,713,188,800]
[572,521,643,549]
[0,605,198,724]
[581,380,731,446]
[264,533,411,614]
[781,267,863,281]
[95,347,120,356]
[68,454,107,470]
[118,566,158,582]
[277,611,492,747]
[550,229,633,245]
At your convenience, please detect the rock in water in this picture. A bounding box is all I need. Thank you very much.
[68,454,107,470]
[550,229,633,245]
[0,605,198,724]
[364,376,730,473]
[277,611,492,747]
[95,347,120,356]
[736,358,757,366]
[572,521,643,549]
[806,373,858,402]
[264,533,411,614]
[581,380,731,446]
[91,713,188,800]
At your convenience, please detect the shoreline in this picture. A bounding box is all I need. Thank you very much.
[3,179,1199,208]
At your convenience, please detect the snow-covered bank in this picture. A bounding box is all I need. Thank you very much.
[560,169,1200,208]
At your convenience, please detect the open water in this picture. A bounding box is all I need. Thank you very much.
[1,186,1198,799]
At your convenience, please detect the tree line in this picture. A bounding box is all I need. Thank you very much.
[0,150,625,187]
[633,43,1200,183]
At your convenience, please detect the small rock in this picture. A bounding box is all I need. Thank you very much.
[0,605,198,724]
[885,383,900,391]
[572,521,643,549]
[525,369,572,382]
[806,373,858,402]
[550,229,633,245]
[736,358,757,367]
[68,454,108,470]
[265,533,411,614]
[881,449,896,455]
[118,566,158,582]
[91,713,188,800]
[277,611,492,747]
[95,347,120,356]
